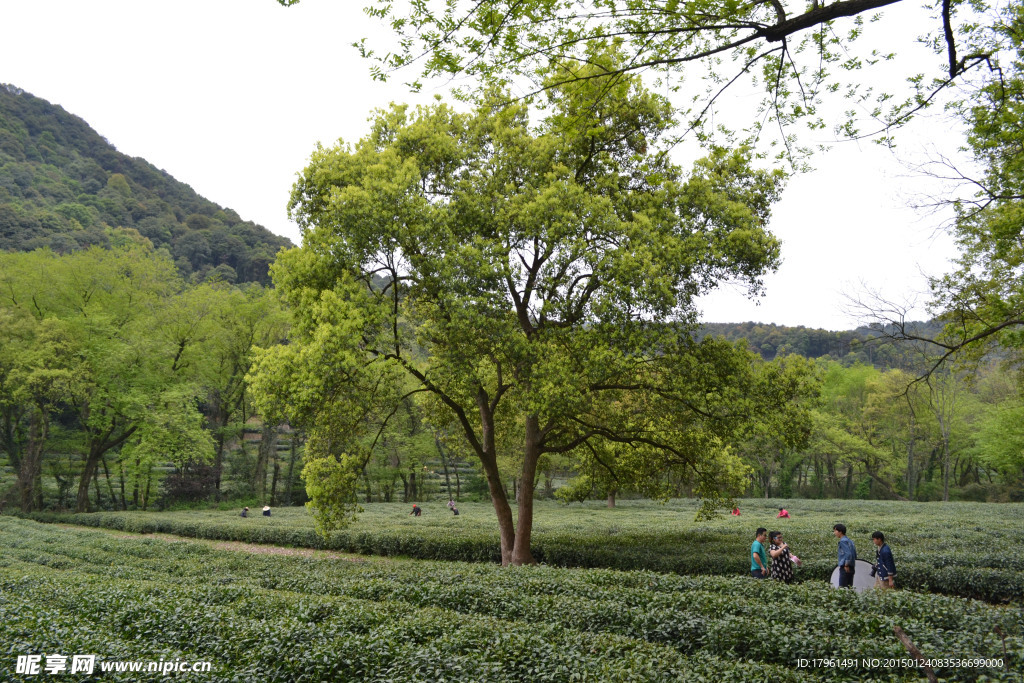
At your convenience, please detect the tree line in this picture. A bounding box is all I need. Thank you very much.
[739,360,1023,503]
[0,242,1019,525]
[0,244,290,513]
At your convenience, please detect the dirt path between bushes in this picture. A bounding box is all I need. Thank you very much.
[54,523,373,562]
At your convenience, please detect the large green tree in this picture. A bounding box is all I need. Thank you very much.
[250,62,811,565]
[0,246,216,512]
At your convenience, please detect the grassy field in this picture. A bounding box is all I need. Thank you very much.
[28,498,1024,603]
[1,516,1021,682]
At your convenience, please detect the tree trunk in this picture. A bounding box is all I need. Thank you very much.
[254,422,276,499]
[101,455,118,510]
[607,489,617,508]
[942,434,951,502]
[363,467,373,503]
[75,445,104,513]
[270,458,280,506]
[285,433,299,505]
[2,407,24,475]
[437,434,452,500]
[93,467,103,509]
[826,458,838,493]
[213,431,226,500]
[212,405,226,498]
[76,423,137,513]
[481,450,516,565]
[906,412,916,500]
[118,462,127,510]
[476,389,516,565]
[864,466,908,501]
[18,411,47,513]
[510,415,542,566]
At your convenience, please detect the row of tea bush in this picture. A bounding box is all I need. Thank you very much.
[1,517,1020,681]
[26,498,1024,603]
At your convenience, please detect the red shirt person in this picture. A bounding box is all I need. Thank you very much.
[777,507,790,518]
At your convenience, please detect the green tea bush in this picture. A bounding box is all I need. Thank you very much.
[25,498,1024,603]
[1,517,1021,682]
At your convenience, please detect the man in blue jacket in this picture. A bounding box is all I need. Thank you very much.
[870,531,897,589]
[833,523,856,588]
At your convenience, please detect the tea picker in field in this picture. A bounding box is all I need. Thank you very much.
[240,507,249,518]
[833,524,857,588]
[409,504,422,517]
[776,507,790,518]
[262,505,271,517]
[870,531,896,589]
[750,528,769,578]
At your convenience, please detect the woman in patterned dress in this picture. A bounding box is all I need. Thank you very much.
[768,531,794,583]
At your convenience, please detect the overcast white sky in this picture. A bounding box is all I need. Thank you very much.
[0,0,966,330]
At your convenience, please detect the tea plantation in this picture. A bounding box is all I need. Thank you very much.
[1,517,1021,682]
[30,498,1024,603]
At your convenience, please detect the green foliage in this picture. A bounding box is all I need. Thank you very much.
[0,84,290,283]
[254,58,806,559]
[301,451,363,537]
[928,0,1024,366]
[0,246,290,512]
[334,0,1001,155]
[733,356,1024,503]
[972,398,1024,480]
[120,386,215,469]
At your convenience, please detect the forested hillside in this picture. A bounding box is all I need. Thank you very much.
[0,84,291,284]
[697,320,946,369]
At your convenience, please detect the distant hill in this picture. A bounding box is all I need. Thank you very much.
[0,84,292,284]
[696,320,946,369]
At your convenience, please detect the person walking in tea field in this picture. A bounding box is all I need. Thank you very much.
[833,523,856,588]
[750,528,769,578]
[870,531,896,589]
[767,531,795,583]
